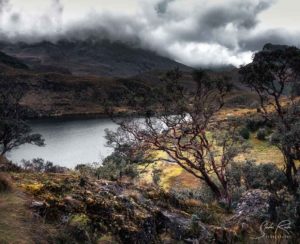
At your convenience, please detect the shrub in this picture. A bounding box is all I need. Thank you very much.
[0,173,12,192]
[0,156,21,172]
[228,161,286,192]
[269,132,281,145]
[256,128,267,140]
[96,162,138,181]
[169,186,215,204]
[239,127,250,140]
[246,117,265,132]
[22,158,68,173]
[194,208,218,224]
[96,152,139,181]
[75,164,97,177]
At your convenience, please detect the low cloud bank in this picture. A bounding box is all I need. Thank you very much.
[0,0,299,67]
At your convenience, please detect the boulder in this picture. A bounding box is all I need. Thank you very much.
[234,189,272,219]
[227,189,275,234]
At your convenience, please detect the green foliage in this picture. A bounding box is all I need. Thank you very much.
[0,87,44,155]
[96,152,139,181]
[228,161,286,192]
[69,214,90,227]
[0,120,44,155]
[240,45,300,189]
[169,186,215,204]
[75,163,99,177]
[22,158,68,173]
[276,188,299,223]
[246,117,266,132]
[190,214,200,233]
[270,122,300,160]
[256,128,267,140]
[193,208,218,224]
[239,127,250,140]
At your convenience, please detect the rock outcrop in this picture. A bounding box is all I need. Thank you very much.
[13,173,241,243]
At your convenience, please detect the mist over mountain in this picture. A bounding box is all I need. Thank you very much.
[0,0,299,67]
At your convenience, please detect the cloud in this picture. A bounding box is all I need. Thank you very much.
[0,0,299,67]
[0,0,8,11]
[155,0,175,15]
[239,28,300,51]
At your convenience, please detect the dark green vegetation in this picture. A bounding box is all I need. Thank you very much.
[240,44,300,191]
[0,43,300,243]
[0,85,44,156]
[0,40,233,119]
[0,51,29,70]
[103,44,300,241]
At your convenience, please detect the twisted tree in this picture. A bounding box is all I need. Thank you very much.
[0,85,44,156]
[106,69,247,206]
[240,44,300,190]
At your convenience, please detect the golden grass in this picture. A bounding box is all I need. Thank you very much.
[0,180,61,243]
[139,132,286,190]
[246,134,284,166]
[0,192,35,244]
[0,191,61,243]
[138,160,200,191]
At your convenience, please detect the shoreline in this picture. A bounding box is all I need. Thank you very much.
[24,110,140,122]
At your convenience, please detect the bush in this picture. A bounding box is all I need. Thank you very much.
[22,158,68,173]
[246,117,265,132]
[239,127,250,140]
[256,128,267,140]
[75,163,98,177]
[228,161,286,192]
[96,152,139,181]
[0,173,12,192]
[269,132,281,145]
[169,186,215,204]
[0,156,21,172]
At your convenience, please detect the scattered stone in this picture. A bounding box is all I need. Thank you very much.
[30,200,48,208]
[64,196,83,210]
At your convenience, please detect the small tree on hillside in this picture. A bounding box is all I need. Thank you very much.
[105,69,247,206]
[0,86,44,156]
[239,44,300,190]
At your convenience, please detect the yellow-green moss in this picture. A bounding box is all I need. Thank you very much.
[69,214,90,227]
[20,182,44,194]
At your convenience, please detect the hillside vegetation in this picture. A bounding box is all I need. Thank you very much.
[0,44,300,243]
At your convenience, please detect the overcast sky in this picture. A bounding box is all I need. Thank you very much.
[0,0,299,67]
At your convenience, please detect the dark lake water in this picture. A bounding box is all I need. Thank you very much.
[6,118,119,169]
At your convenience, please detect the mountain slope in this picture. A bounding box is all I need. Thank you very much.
[0,51,29,70]
[0,40,191,77]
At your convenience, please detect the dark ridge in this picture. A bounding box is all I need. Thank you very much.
[0,39,192,77]
[0,51,29,70]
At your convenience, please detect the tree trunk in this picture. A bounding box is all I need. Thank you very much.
[285,152,298,191]
[201,173,223,200]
